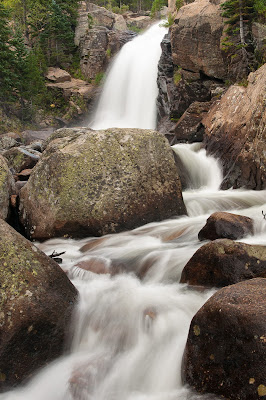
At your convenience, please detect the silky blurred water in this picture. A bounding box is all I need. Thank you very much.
[2,143,265,400]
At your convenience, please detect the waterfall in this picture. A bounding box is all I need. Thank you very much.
[1,22,266,400]
[89,22,167,130]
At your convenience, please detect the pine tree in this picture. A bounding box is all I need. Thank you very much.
[0,2,18,104]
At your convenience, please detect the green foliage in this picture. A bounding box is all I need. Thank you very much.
[87,13,94,29]
[173,67,182,85]
[127,24,142,33]
[237,77,248,87]
[175,0,183,11]
[161,13,174,27]
[150,0,165,18]
[94,72,105,85]
[106,47,112,57]
[0,2,18,103]
[254,0,266,22]
[112,4,129,13]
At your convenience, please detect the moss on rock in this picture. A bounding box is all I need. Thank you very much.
[20,128,187,239]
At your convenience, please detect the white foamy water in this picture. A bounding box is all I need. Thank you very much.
[89,22,167,130]
[2,143,266,400]
[2,24,266,400]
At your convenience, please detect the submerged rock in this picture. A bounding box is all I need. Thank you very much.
[180,239,266,288]
[203,64,266,190]
[20,127,187,240]
[0,219,77,391]
[0,155,16,220]
[198,212,254,241]
[182,278,266,400]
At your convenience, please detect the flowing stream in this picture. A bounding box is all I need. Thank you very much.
[2,23,266,400]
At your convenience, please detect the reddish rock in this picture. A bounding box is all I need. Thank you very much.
[198,212,254,241]
[74,257,125,276]
[79,237,108,252]
[0,219,77,391]
[182,278,266,400]
[171,0,227,80]
[180,239,266,288]
[172,101,212,144]
[203,64,266,190]
[16,168,32,181]
[45,67,71,83]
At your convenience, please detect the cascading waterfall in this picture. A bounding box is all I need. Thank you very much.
[89,22,167,130]
[1,23,266,400]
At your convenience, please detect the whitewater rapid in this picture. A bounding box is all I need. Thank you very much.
[2,144,266,400]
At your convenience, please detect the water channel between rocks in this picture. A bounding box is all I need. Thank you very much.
[1,22,266,400]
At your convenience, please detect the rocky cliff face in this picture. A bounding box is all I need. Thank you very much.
[203,64,266,190]
[75,2,135,81]
[157,0,264,138]
[171,0,226,80]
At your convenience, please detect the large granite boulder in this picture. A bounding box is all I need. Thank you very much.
[180,239,266,288]
[203,64,266,190]
[182,278,266,400]
[198,212,254,241]
[19,128,187,240]
[0,219,77,391]
[171,0,227,80]
[0,155,16,220]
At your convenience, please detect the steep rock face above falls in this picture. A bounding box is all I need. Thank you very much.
[171,0,226,80]
[75,2,135,81]
[19,127,187,240]
[203,64,266,190]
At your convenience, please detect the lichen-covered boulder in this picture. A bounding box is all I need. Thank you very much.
[20,128,187,240]
[180,239,266,288]
[0,219,77,391]
[0,155,15,220]
[198,212,254,241]
[182,278,266,400]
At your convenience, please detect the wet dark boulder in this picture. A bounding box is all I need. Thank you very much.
[198,212,254,241]
[0,219,77,391]
[182,278,266,400]
[180,239,266,288]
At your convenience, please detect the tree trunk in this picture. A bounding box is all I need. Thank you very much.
[239,0,245,46]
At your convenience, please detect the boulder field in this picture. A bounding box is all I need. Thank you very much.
[0,219,77,391]
[19,128,187,240]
